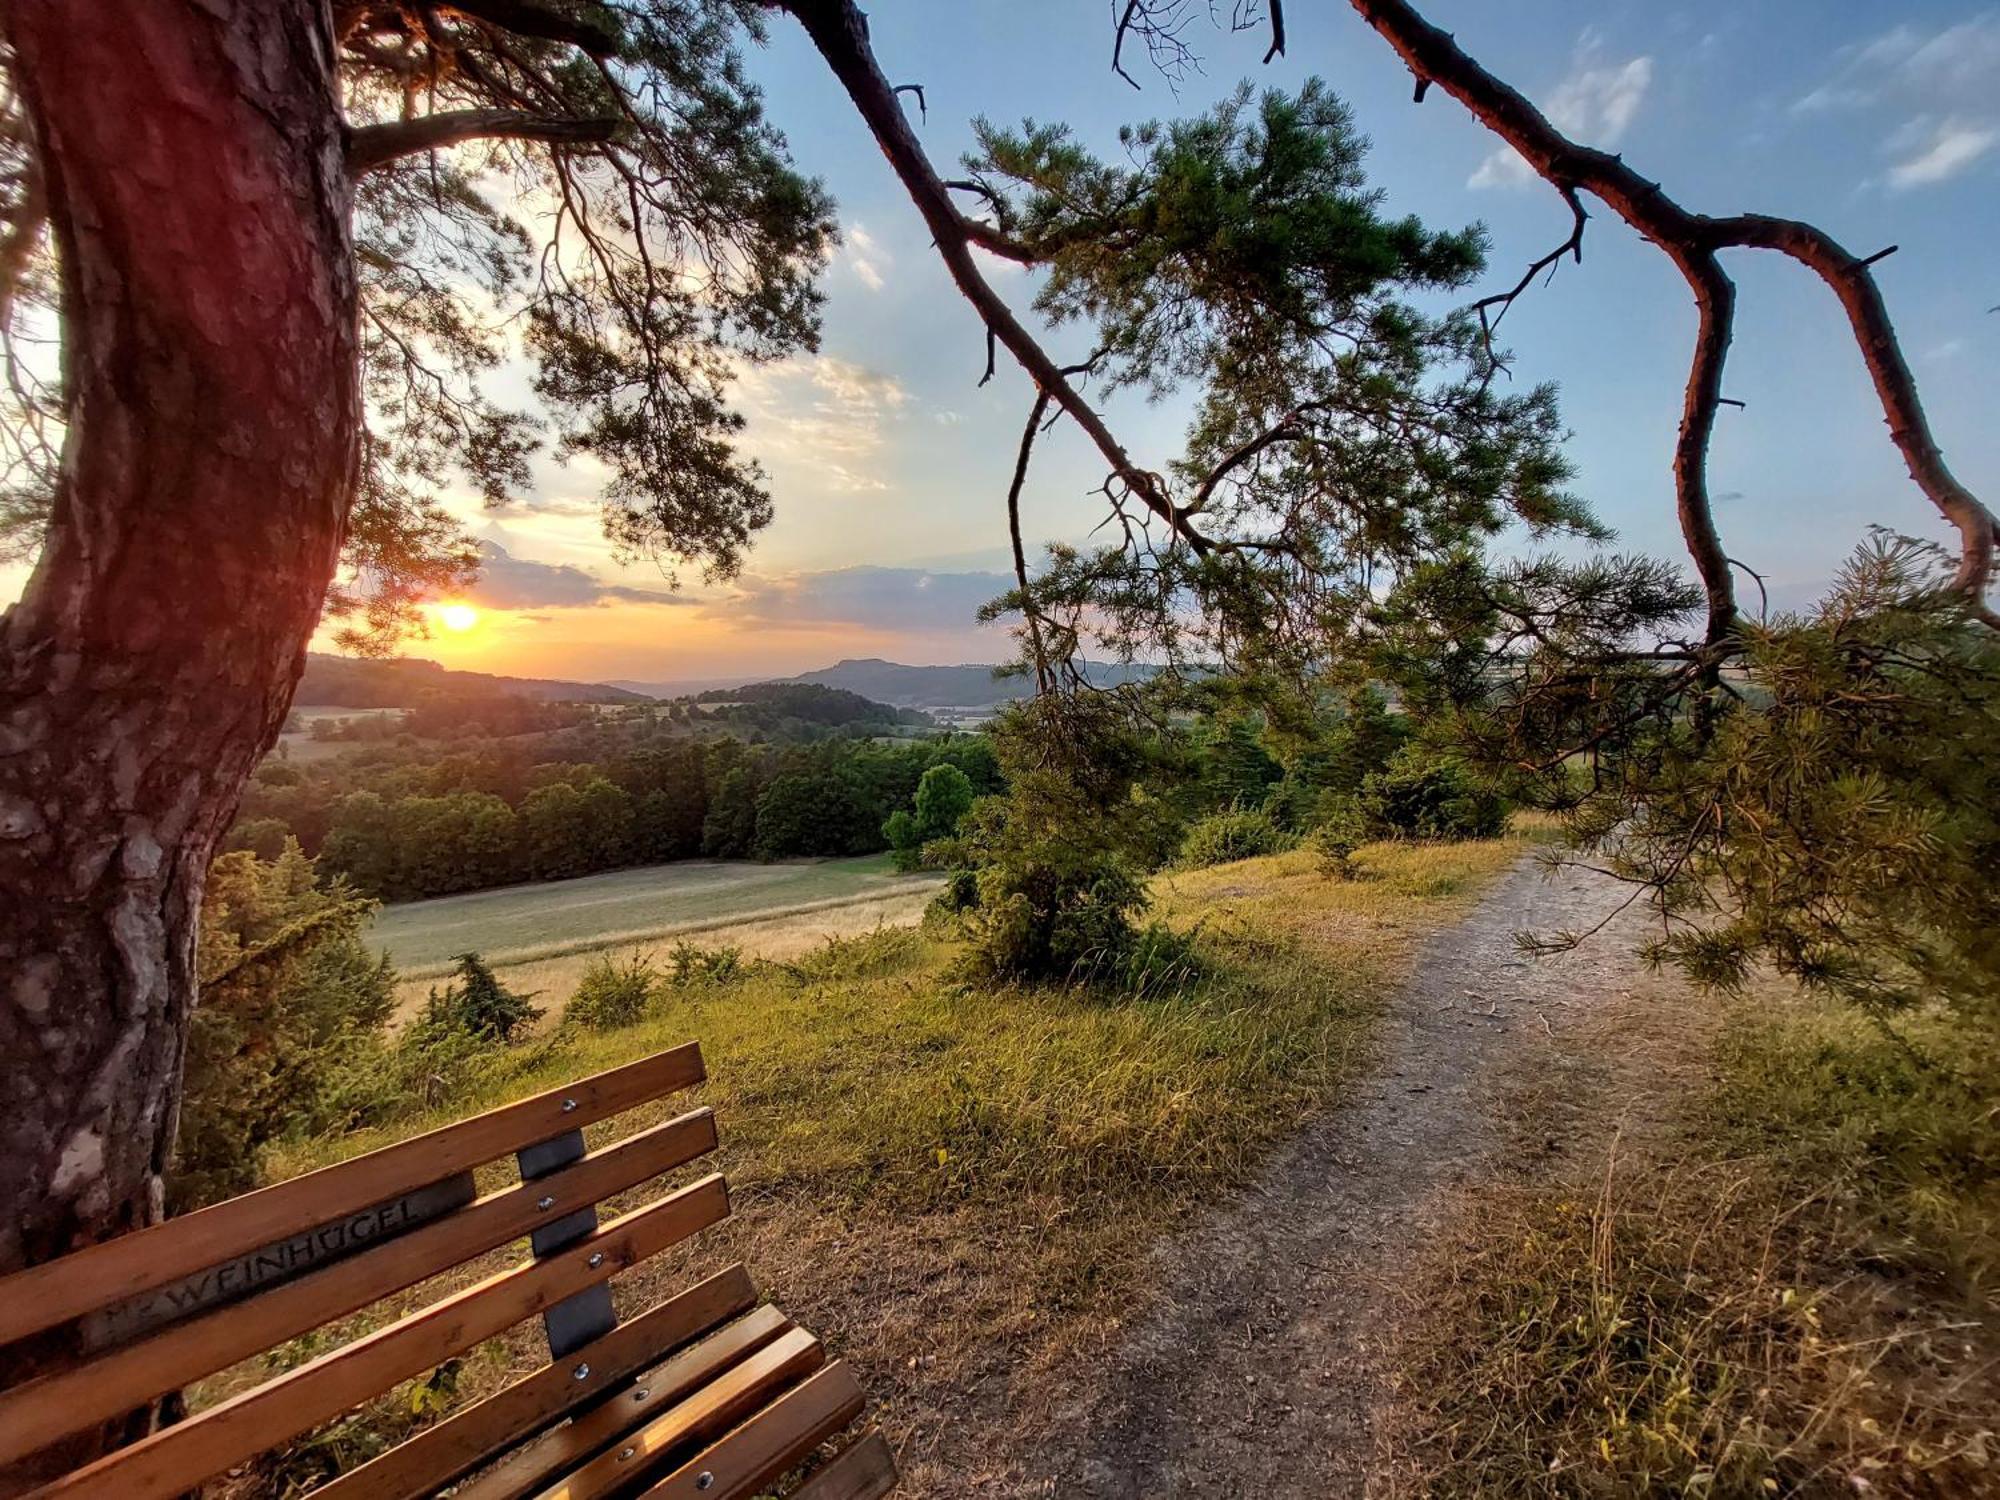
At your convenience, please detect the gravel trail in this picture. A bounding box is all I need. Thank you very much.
[1008,856,1678,1498]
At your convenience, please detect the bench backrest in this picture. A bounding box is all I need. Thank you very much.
[0,1042,856,1499]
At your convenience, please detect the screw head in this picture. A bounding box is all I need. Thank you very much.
[587,1251,605,1268]
[536,1195,555,1211]
[572,1363,591,1381]
[695,1473,715,1491]
[633,1387,650,1401]
[561,1097,579,1113]
[619,1447,636,1462]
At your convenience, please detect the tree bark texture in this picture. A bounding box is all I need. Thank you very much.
[0,0,358,1323]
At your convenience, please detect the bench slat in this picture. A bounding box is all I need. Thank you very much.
[518,1326,824,1500]
[0,1043,705,1350]
[0,1108,718,1468]
[633,1362,867,1500]
[450,1305,796,1500]
[28,1176,730,1500]
[789,1433,899,1500]
[312,1265,761,1500]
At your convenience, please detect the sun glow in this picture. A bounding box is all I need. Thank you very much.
[437,602,480,632]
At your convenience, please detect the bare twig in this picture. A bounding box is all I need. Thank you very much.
[1008,389,1057,693]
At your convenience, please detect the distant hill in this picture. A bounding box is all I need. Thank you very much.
[297,653,651,708]
[765,657,1156,709]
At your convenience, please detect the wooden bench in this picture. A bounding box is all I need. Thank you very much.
[0,1043,896,1500]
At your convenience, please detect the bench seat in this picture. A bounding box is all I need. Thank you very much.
[0,1044,895,1500]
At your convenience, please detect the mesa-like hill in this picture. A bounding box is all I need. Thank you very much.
[297,652,651,707]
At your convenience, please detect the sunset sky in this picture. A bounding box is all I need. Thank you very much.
[7,1,1997,687]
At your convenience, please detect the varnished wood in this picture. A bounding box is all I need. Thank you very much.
[0,1043,705,1350]
[450,1305,796,1500]
[28,1177,730,1500]
[631,1362,866,1500]
[522,1327,824,1500]
[788,1433,899,1500]
[310,1265,760,1500]
[0,1110,717,1467]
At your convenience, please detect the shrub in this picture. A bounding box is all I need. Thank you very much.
[566,951,660,1031]
[420,952,543,1043]
[665,940,743,987]
[1308,799,1371,879]
[932,868,979,915]
[177,844,397,1208]
[1177,807,1292,868]
[1364,748,1508,840]
[960,857,1152,985]
[949,695,1179,989]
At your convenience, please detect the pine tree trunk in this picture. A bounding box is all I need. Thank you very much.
[0,0,357,1314]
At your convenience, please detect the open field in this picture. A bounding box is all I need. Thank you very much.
[271,704,405,764]
[255,834,1530,1494]
[370,853,940,981]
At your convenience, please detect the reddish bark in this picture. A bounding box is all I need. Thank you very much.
[0,0,358,1324]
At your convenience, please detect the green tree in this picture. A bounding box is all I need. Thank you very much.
[886,762,978,869]
[520,782,589,882]
[702,767,761,859]
[178,843,395,1209]
[574,777,636,871]
[419,952,542,1045]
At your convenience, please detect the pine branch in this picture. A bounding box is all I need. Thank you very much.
[346,109,618,173]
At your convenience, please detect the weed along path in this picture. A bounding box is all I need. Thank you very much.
[1014,853,1683,1498]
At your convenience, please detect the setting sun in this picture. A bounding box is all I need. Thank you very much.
[437,602,479,632]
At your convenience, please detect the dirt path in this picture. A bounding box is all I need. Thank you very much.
[1005,854,1687,1498]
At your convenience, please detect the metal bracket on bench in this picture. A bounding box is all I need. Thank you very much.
[518,1125,618,1358]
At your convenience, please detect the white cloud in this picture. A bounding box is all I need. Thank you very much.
[735,354,910,493]
[1886,117,1997,189]
[1470,39,1653,189]
[845,221,889,293]
[1794,16,2000,189]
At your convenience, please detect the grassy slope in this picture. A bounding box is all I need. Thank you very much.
[245,835,1524,1491]
[1402,990,2000,1498]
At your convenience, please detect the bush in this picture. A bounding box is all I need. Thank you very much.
[960,857,1152,985]
[420,952,543,1043]
[1177,807,1292,868]
[932,868,979,915]
[1308,799,1371,879]
[177,844,398,1208]
[566,952,659,1031]
[665,940,743,987]
[1365,748,1508,840]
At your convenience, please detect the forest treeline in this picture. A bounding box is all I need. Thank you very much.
[234,690,995,902]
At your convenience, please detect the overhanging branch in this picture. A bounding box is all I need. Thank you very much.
[346,109,618,174]
[438,0,620,57]
[1345,0,1998,618]
[780,0,1204,554]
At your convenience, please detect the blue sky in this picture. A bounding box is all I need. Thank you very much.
[590,0,1998,680]
[8,2,1996,683]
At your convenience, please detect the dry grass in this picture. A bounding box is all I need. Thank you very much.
[1399,991,2000,1498]
[232,833,1528,1493]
